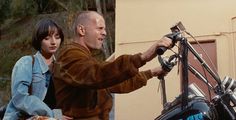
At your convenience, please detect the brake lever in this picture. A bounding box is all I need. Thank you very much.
[158,54,178,72]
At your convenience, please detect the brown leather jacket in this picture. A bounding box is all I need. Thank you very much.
[53,42,153,120]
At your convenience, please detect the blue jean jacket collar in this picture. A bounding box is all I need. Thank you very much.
[35,51,55,74]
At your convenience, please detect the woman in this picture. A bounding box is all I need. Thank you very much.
[3,19,64,119]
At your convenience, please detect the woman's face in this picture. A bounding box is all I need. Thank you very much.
[41,27,61,55]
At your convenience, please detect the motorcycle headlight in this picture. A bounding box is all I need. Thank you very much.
[221,76,236,92]
[221,76,236,105]
[188,83,206,98]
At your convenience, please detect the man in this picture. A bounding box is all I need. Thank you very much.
[53,11,172,120]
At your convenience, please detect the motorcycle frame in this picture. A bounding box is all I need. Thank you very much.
[177,36,236,119]
[178,37,222,109]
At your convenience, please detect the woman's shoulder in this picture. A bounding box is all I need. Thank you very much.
[14,55,34,66]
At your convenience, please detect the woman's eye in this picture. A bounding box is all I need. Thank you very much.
[55,36,60,39]
[55,34,60,39]
[44,37,50,40]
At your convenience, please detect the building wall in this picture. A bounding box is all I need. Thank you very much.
[115,0,236,120]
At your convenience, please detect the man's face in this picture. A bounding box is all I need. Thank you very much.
[84,15,107,50]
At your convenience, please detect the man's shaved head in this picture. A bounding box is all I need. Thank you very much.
[73,11,103,36]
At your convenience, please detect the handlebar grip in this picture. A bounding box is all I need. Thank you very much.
[156,47,167,55]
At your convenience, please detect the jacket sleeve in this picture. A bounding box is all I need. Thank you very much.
[10,56,54,117]
[107,70,153,93]
[55,48,147,89]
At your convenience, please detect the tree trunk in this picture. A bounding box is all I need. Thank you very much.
[52,0,68,11]
[95,0,102,14]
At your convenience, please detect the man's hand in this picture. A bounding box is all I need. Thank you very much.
[141,37,172,62]
[150,66,168,77]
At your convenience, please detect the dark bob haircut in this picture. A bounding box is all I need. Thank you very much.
[32,19,64,51]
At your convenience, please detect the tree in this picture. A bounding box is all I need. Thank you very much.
[10,0,37,18]
[0,0,11,24]
[95,0,115,58]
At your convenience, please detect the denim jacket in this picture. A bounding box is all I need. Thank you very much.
[3,51,55,119]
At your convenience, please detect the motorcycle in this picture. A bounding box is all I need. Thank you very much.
[155,22,236,120]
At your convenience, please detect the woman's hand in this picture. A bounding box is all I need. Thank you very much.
[62,115,73,120]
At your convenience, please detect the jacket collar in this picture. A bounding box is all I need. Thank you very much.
[34,51,55,74]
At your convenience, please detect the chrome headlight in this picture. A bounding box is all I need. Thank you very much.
[221,76,236,105]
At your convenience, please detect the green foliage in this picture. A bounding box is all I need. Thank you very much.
[10,0,37,18]
[39,0,64,14]
[0,36,34,76]
[0,0,11,24]
[0,80,10,91]
[0,80,11,106]
[67,0,87,12]
[34,0,49,13]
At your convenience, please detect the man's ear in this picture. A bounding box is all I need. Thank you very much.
[77,24,85,36]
